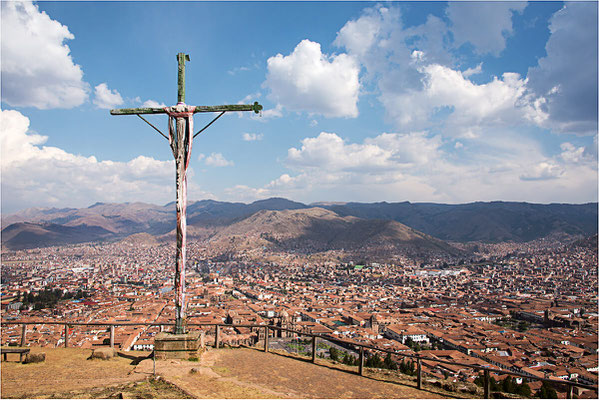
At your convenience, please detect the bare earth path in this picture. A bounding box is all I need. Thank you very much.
[134,347,462,398]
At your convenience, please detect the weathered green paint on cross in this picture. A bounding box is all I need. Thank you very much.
[111,53,262,116]
[110,53,262,335]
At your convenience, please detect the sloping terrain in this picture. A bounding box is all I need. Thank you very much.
[1,347,460,399]
[1,222,113,250]
[206,207,462,258]
[2,198,596,250]
[1,202,175,236]
[323,201,598,242]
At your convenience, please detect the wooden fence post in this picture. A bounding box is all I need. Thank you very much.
[110,325,115,348]
[64,324,69,348]
[358,346,364,376]
[417,358,422,390]
[215,325,220,349]
[263,326,269,352]
[567,383,574,399]
[311,335,317,363]
[20,324,26,347]
[484,370,490,399]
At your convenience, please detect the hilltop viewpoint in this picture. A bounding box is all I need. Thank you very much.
[0,346,479,399]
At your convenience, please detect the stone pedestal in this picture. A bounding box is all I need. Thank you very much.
[154,331,204,360]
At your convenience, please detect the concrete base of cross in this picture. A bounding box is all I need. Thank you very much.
[154,331,205,360]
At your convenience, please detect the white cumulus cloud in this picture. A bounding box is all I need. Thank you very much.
[142,99,166,108]
[447,2,527,56]
[381,63,547,136]
[526,2,598,135]
[205,152,234,167]
[93,83,124,109]
[1,109,179,212]
[225,128,597,205]
[242,133,263,141]
[264,39,360,118]
[0,1,89,109]
[287,132,394,172]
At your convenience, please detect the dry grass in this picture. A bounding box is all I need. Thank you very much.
[1,347,144,398]
[43,378,193,399]
[1,346,474,399]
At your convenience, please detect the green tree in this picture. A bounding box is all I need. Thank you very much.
[515,382,531,397]
[399,360,409,375]
[384,353,397,370]
[400,360,415,375]
[517,321,530,332]
[536,382,557,399]
[474,374,484,387]
[501,376,516,393]
[342,353,351,365]
[329,347,340,362]
[366,353,384,368]
[490,377,500,392]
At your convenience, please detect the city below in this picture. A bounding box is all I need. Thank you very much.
[1,201,597,398]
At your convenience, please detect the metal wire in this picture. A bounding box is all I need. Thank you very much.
[193,111,226,138]
[136,114,169,140]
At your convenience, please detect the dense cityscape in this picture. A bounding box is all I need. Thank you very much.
[1,235,597,398]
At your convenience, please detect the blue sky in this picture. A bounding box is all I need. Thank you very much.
[1,1,597,213]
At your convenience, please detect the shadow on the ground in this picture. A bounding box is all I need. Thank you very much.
[117,350,153,365]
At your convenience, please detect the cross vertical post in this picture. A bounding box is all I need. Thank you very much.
[177,53,190,104]
[172,53,193,334]
[110,53,262,337]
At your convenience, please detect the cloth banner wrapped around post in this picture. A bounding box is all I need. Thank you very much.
[165,104,196,334]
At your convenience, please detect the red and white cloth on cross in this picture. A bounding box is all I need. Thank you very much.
[164,104,196,327]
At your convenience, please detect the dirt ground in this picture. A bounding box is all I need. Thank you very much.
[1,347,146,398]
[1,347,467,399]
[134,347,464,399]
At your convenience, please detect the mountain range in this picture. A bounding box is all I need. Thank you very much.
[1,198,597,253]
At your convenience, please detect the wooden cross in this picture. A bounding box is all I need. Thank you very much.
[111,53,262,334]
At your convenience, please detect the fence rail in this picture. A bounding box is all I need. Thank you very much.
[1,320,596,398]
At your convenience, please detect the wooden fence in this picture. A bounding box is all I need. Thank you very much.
[2,320,596,399]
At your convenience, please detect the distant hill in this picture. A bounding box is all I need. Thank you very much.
[1,198,596,250]
[1,202,174,236]
[321,201,598,242]
[570,234,598,251]
[1,222,113,250]
[206,207,462,259]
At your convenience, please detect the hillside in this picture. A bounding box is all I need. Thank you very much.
[207,207,462,259]
[0,222,113,250]
[1,201,175,236]
[322,201,598,243]
[2,198,596,251]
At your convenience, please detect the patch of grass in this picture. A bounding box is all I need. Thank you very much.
[187,356,200,362]
[48,378,193,399]
[211,366,230,375]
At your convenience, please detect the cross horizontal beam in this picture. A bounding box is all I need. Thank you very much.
[110,102,262,115]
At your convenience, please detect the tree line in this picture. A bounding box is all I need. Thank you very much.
[17,288,90,310]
